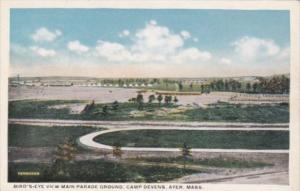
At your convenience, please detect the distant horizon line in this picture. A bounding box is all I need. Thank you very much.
[9,73,290,79]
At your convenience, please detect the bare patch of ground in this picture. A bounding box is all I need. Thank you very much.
[9,86,288,106]
[48,103,86,114]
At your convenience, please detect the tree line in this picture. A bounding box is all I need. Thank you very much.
[129,93,179,110]
[206,75,289,94]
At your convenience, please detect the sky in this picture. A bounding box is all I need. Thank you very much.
[10,9,290,78]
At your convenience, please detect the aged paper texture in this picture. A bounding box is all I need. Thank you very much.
[0,0,299,191]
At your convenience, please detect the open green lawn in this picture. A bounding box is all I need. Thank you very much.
[184,102,289,123]
[9,100,289,123]
[94,129,289,149]
[9,124,99,147]
[9,160,200,182]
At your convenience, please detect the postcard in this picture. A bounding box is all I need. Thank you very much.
[0,1,299,191]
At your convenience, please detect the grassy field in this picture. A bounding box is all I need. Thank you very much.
[184,102,289,123]
[94,129,289,149]
[9,124,99,147]
[9,100,289,123]
[9,160,200,182]
[130,156,272,168]
[9,100,87,119]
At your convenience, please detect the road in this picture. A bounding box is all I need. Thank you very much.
[77,126,289,154]
[8,118,289,128]
[9,118,289,154]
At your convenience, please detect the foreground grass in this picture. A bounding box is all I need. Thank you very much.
[9,160,200,182]
[9,100,289,123]
[94,129,289,149]
[9,124,99,147]
[130,156,272,168]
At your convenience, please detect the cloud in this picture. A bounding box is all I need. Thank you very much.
[31,27,62,42]
[95,41,131,62]
[94,20,211,64]
[231,36,280,60]
[174,48,211,63]
[67,40,89,54]
[30,46,56,57]
[12,22,289,78]
[132,20,184,55]
[118,30,130,38]
[220,57,231,65]
[277,47,290,61]
[180,30,191,39]
[149,20,157,25]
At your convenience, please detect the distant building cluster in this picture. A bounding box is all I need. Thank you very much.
[9,79,155,88]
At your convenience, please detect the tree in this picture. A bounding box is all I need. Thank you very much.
[178,82,183,91]
[157,94,163,106]
[52,138,77,177]
[128,97,137,103]
[136,93,144,110]
[216,80,225,91]
[81,100,95,114]
[148,94,156,103]
[246,83,252,93]
[201,84,210,94]
[173,96,179,104]
[112,142,123,159]
[224,80,229,91]
[164,95,172,105]
[252,82,258,93]
[102,105,108,115]
[112,101,119,110]
[180,142,192,171]
[189,83,193,90]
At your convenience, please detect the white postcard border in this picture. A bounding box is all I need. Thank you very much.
[1,1,299,191]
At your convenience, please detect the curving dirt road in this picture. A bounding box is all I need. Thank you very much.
[9,118,289,154]
[78,126,289,154]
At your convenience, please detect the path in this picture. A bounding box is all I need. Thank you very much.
[9,118,289,154]
[78,126,289,154]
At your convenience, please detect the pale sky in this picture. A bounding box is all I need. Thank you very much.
[10,9,290,78]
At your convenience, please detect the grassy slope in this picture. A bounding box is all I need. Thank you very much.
[9,124,99,147]
[9,100,289,123]
[94,129,289,149]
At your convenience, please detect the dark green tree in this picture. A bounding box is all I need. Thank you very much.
[157,94,163,106]
[112,142,123,160]
[164,95,172,105]
[102,105,109,115]
[148,94,156,103]
[173,96,179,104]
[178,82,183,91]
[136,93,144,110]
[189,83,193,90]
[112,101,119,110]
[81,100,95,114]
[180,142,192,171]
[246,83,252,93]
